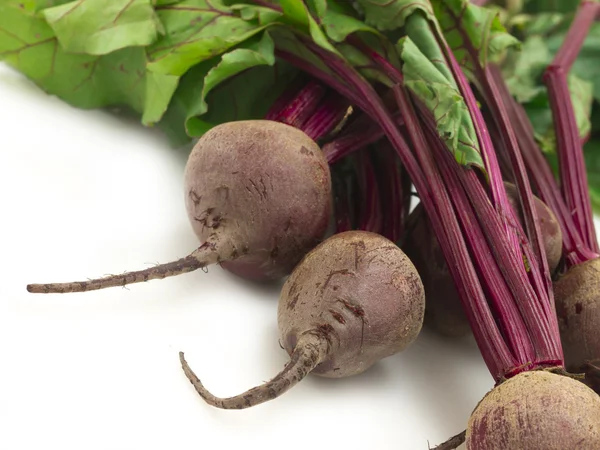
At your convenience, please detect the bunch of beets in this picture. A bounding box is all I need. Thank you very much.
[14,0,600,448]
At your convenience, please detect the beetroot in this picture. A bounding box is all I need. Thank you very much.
[180,230,425,409]
[466,371,600,449]
[554,257,600,373]
[27,120,332,293]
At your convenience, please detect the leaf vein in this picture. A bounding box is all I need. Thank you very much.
[55,0,84,23]
[73,58,99,92]
[147,14,223,59]
[0,37,56,57]
[112,0,136,25]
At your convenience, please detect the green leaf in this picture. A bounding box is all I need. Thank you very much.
[156,59,214,145]
[321,8,380,43]
[269,26,339,84]
[354,0,433,31]
[522,74,593,153]
[524,0,579,15]
[397,36,483,168]
[279,0,339,54]
[517,12,564,38]
[0,3,139,111]
[336,43,393,86]
[432,0,520,77]
[187,57,297,136]
[501,9,596,152]
[325,0,364,16]
[584,139,600,213]
[231,4,283,25]
[142,71,179,125]
[399,14,482,167]
[502,35,550,103]
[306,0,327,20]
[195,31,276,117]
[32,0,75,9]
[146,0,267,76]
[348,1,482,166]
[280,0,310,26]
[158,54,298,140]
[551,137,600,213]
[522,99,554,152]
[564,74,593,141]
[0,2,55,60]
[1,2,175,124]
[320,5,399,82]
[42,0,162,55]
[405,13,455,86]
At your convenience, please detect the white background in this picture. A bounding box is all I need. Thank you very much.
[1,62,575,450]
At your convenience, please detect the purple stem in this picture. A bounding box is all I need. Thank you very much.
[300,91,349,141]
[429,133,536,369]
[440,10,553,304]
[265,78,347,142]
[543,1,600,253]
[265,75,308,120]
[446,49,561,360]
[544,71,599,253]
[434,8,562,358]
[332,169,354,233]
[312,36,515,376]
[278,31,516,380]
[273,80,326,127]
[350,31,563,372]
[444,47,525,281]
[485,110,516,184]
[460,163,563,368]
[459,167,563,367]
[420,111,561,368]
[322,112,404,164]
[376,143,405,242]
[274,49,371,113]
[551,1,598,73]
[400,161,412,233]
[355,149,383,234]
[387,86,515,380]
[488,64,598,267]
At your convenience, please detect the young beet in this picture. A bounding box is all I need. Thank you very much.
[26,120,332,293]
[466,370,600,449]
[554,258,600,373]
[180,230,425,409]
[403,183,563,337]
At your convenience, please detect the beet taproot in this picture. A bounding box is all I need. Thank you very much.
[180,230,425,409]
[27,120,332,293]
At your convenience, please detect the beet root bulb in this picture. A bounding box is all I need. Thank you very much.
[27,120,332,293]
[554,257,600,373]
[180,231,425,409]
[466,370,600,450]
[184,120,332,281]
